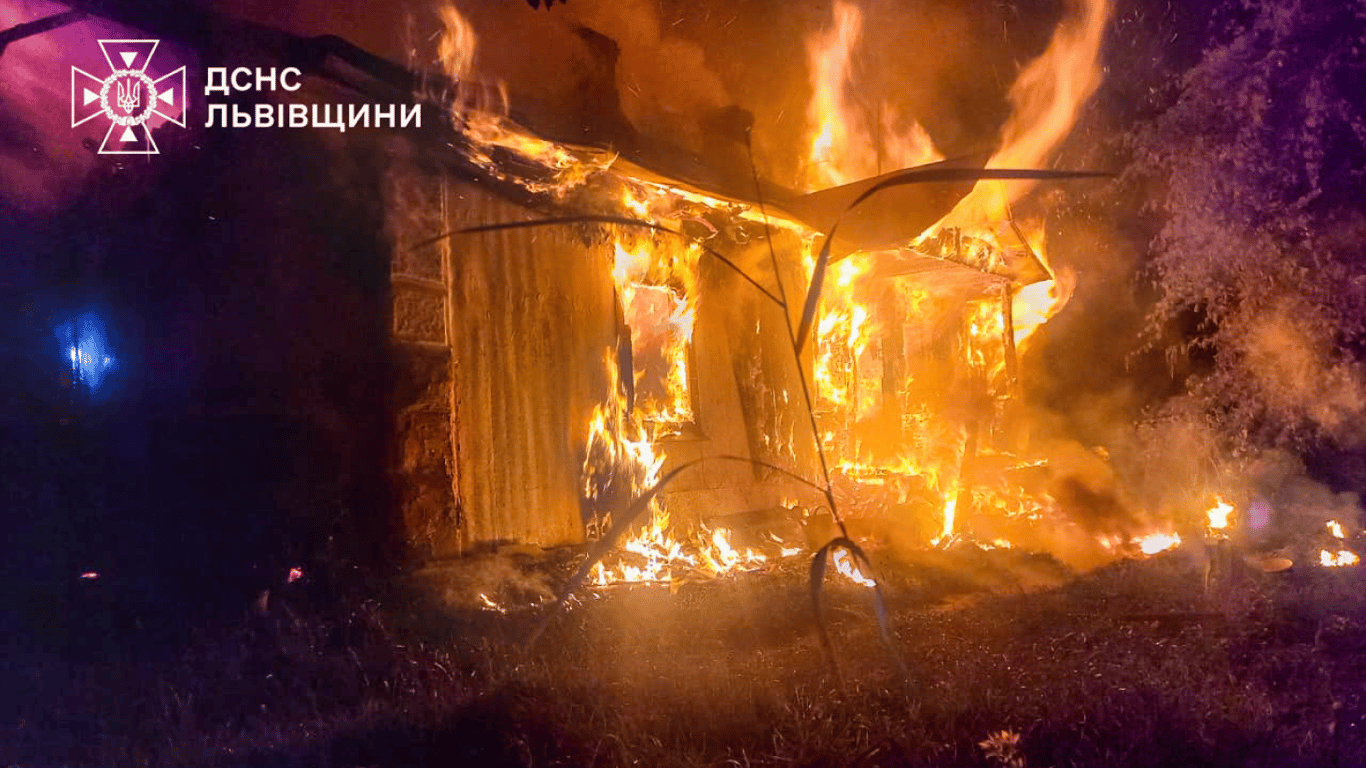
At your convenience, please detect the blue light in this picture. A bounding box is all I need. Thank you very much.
[55,311,116,393]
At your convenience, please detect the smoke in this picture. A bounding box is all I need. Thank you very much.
[429,0,732,154]
[1005,0,1366,560]
[933,0,1110,230]
[567,0,731,152]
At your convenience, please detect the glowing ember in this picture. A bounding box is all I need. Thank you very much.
[1320,549,1360,568]
[831,546,875,588]
[770,533,803,558]
[287,567,304,583]
[80,572,99,579]
[1320,521,1358,567]
[1134,532,1182,555]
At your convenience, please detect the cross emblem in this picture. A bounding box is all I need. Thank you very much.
[72,39,186,155]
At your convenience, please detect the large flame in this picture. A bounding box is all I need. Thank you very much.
[587,231,804,586]
[1134,532,1182,555]
[803,1,941,190]
[930,0,1110,232]
[429,0,1114,573]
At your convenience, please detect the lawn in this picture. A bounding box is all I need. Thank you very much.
[4,544,1365,768]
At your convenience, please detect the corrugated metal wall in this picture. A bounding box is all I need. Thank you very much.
[388,164,821,556]
[445,182,615,549]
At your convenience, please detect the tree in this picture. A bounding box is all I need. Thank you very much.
[1129,0,1366,454]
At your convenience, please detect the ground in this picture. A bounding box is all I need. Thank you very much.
[4,544,1366,768]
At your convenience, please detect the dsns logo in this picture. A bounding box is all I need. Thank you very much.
[71,40,186,155]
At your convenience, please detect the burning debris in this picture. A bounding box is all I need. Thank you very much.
[1133,532,1181,556]
[1320,519,1360,568]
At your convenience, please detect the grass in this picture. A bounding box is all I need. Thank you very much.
[3,546,1365,767]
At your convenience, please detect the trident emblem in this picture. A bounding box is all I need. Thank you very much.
[72,39,186,155]
[116,80,141,114]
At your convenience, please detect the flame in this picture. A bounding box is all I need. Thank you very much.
[928,0,1110,232]
[1009,223,1072,349]
[1134,532,1182,555]
[1206,497,1235,532]
[1013,280,1062,347]
[812,252,878,415]
[831,546,876,587]
[1320,549,1359,567]
[422,1,1110,571]
[611,231,701,430]
[435,5,475,82]
[1320,520,1358,567]
[940,495,959,544]
[588,229,803,586]
[590,518,799,586]
[803,1,941,190]
[795,0,1098,550]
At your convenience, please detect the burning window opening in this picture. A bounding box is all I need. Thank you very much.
[611,229,702,437]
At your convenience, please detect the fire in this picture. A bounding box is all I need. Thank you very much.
[1134,532,1182,555]
[611,231,702,431]
[1206,496,1234,535]
[1320,520,1358,567]
[587,229,799,586]
[831,546,876,588]
[425,0,1110,571]
[935,495,959,546]
[928,0,1110,232]
[1013,280,1061,347]
[803,1,941,190]
[590,519,802,586]
[796,0,1101,555]
[1320,550,1360,568]
[699,527,768,575]
[812,253,879,415]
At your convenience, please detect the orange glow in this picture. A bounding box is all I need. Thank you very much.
[803,1,940,190]
[1206,497,1234,533]
[831,546,875,587]
[1134,532,1182,555]
[927,0,1110,232]
[1320,549,1359,567]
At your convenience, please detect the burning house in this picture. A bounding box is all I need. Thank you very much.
[2,0,1121,597]
[367,6,1078,575]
